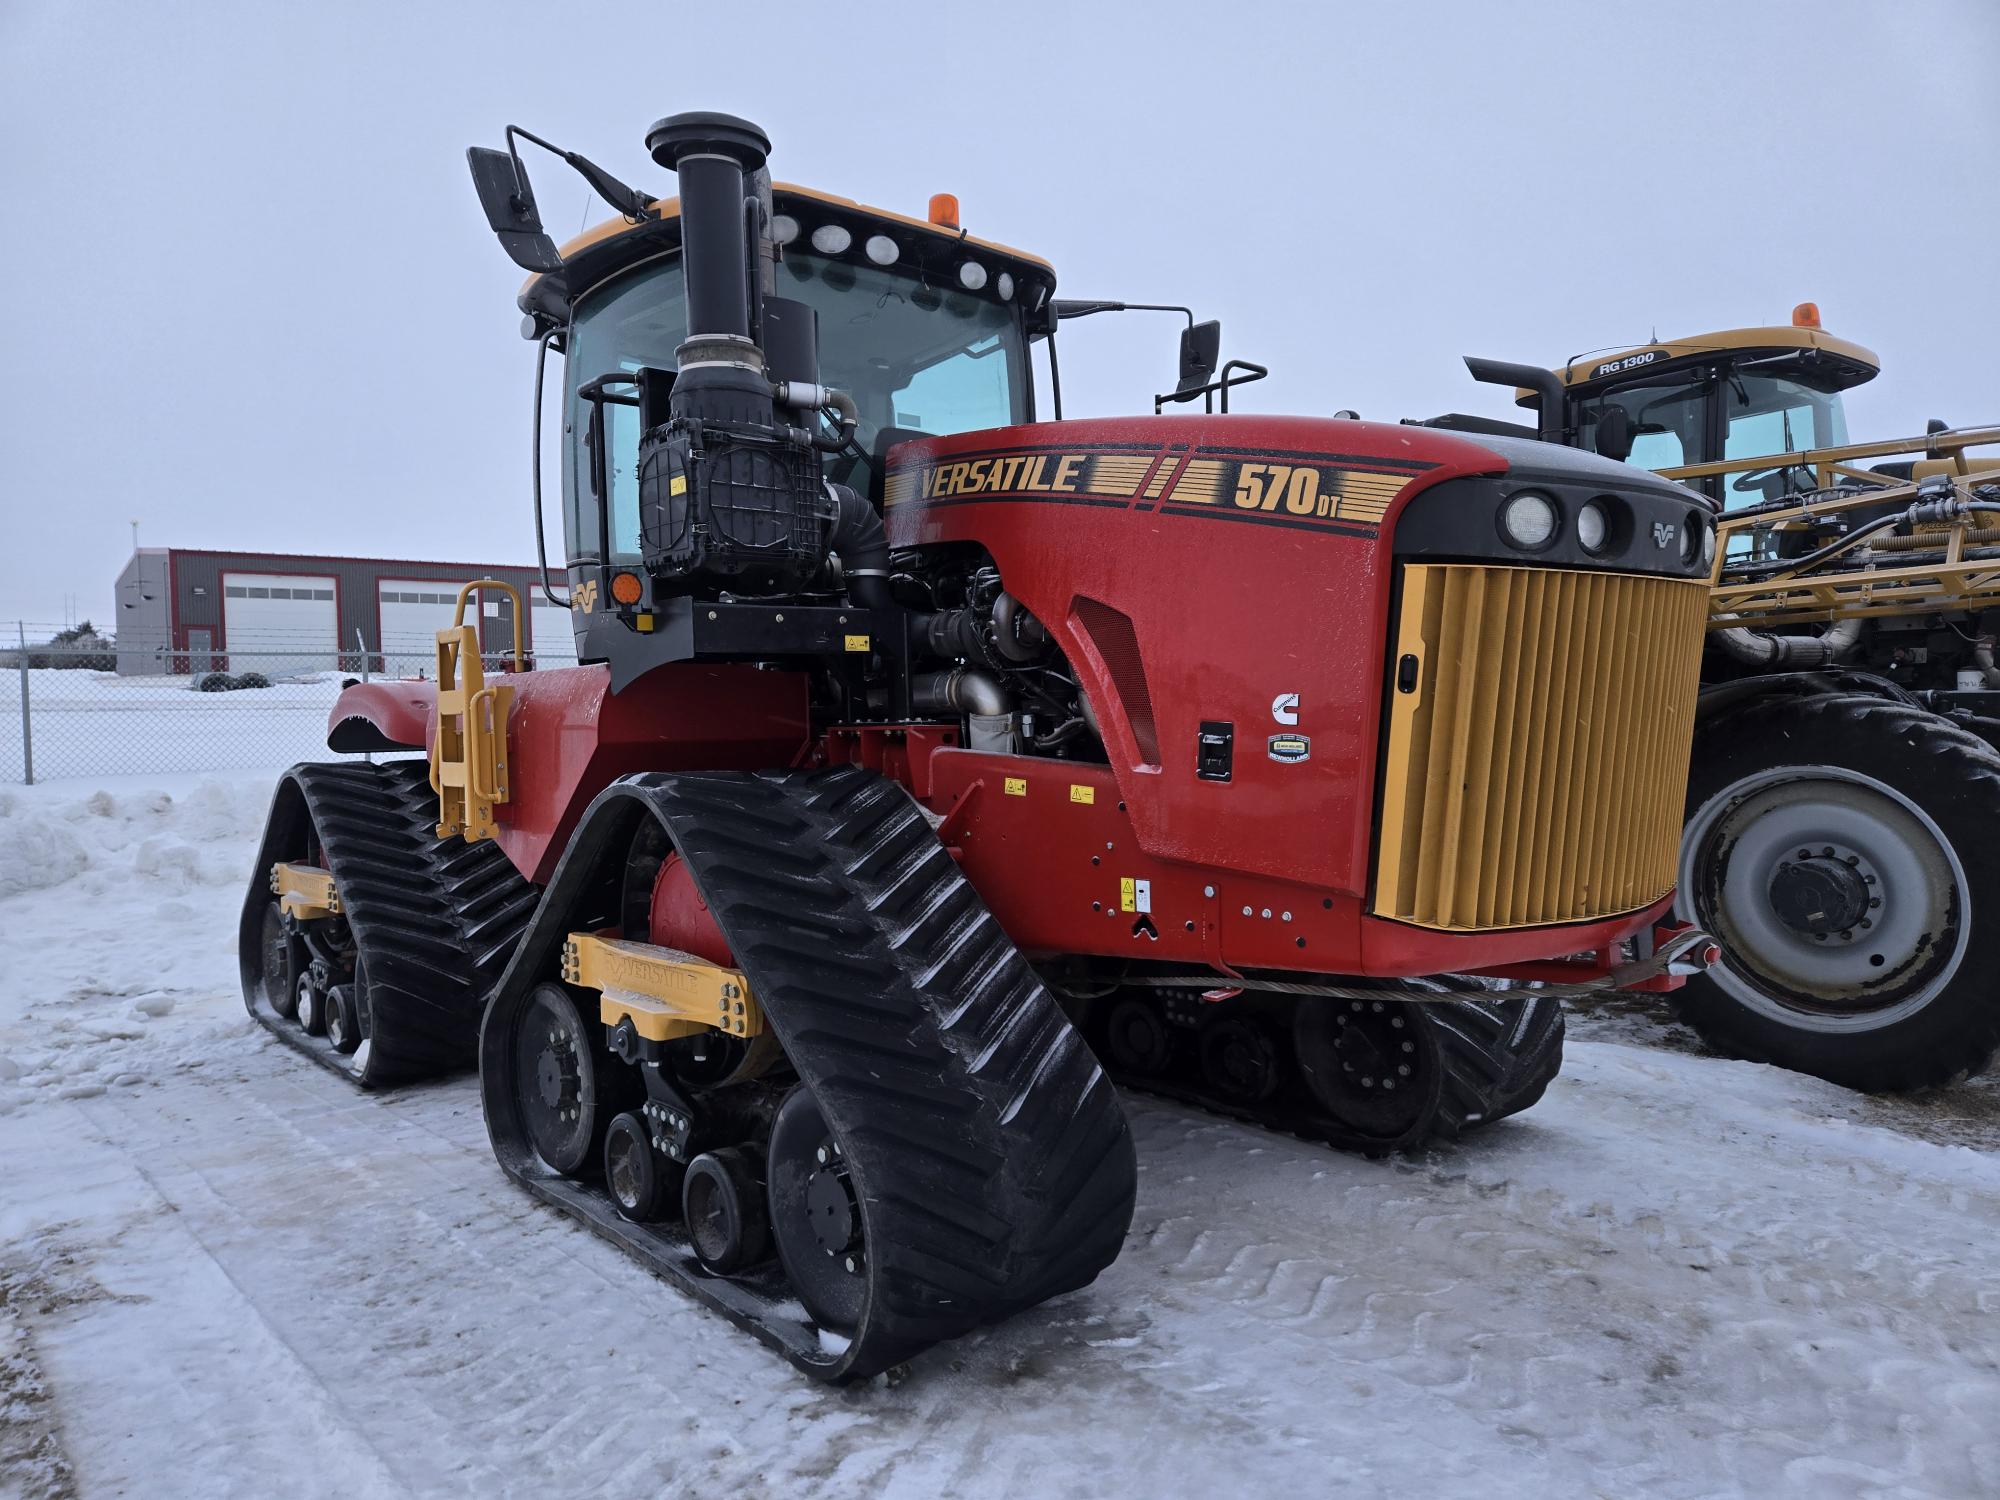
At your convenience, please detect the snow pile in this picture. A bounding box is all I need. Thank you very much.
[0,775,275,1114]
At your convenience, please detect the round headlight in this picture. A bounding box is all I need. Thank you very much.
[1576,500,1609,553]
[1501,491,1558,550]
[958,260,988,291]
[1702,518,1717,566]
[864,234,899,266]
[996,271,1015,302]
[770,214,800,247]
[810,224,851,255]
[1682,509,1704,564]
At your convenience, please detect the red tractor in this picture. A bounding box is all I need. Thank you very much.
[241,111,1717,1381]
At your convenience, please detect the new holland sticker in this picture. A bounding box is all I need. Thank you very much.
[1268,733,1311,764]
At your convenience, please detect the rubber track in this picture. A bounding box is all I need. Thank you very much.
[1108,992,1565,1157]
[479,766,1139,1381]
[237,759,540,1088]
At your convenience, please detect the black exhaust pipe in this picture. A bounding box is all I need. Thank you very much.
[1464,356,1570,446]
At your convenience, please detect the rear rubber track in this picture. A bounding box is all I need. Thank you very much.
[480,766,1139,1381]
[238,758,539,1087]
[1104,988,1564,1157]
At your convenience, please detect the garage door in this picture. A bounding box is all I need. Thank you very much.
[222,572,337,676]
[378,580,489,678]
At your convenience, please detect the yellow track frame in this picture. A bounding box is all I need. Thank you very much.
[1685,425,2000,630]
[270,861,339,919]
[561,932,766,1042]
[431,579,524,842]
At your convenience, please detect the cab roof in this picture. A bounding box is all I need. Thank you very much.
[517,181,1056,335]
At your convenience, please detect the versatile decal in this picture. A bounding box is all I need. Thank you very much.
[1652,520,1679,550]
[572,579,599,613]
[883,446,1430,534]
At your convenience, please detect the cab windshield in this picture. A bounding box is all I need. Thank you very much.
[1576,366,1852,510]
[562,252,1028,562]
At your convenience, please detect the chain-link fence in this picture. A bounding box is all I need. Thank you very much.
[4,621,570,785]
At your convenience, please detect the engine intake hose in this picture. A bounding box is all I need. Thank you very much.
[911,667,1012,718]
[1713,614,1864,668]
[824,482,891,611]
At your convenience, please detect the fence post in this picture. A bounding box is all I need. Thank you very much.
[16,621,32,786]
[355,628,372,764]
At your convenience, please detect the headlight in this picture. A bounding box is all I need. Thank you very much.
[1682,509,1705,564]
[810,224,851,255]
[996,271,1015,302]
[958,260,988,291]
[1576,500,1609,553]
[1702,519,1717,565]
[770,214,800,247]
[1500,491,1558,550]
[864,234,899,266]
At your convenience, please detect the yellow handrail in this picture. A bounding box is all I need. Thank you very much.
[450,578,525,670]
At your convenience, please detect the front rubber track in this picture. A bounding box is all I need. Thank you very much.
[478,767,1138,1382]
[1108,990,1565,1157]
[237,759,539,1088]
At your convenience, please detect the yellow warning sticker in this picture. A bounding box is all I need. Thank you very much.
[1004,776,1027,797]
[669,473,688,496]
[1070,784,1095,805]
[843,634,871,652]
[1119,877,1135,912]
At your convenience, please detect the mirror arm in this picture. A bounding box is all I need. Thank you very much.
[531,332,570,609]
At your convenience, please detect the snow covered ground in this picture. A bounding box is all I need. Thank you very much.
[2,773,1997,1499]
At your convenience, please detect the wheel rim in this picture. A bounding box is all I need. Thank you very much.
[296,974,320,1032]
[1294,999,1429,1139]
[1679,765,1969,1033]
[512,986,597,1175]
[261,904,296,1017]
[766,1087,866,1332]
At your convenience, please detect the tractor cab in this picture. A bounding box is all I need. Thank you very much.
[507,177,1057,604]
[1476,305,1880,509]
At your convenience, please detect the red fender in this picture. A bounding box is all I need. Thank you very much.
[326,681,437,754]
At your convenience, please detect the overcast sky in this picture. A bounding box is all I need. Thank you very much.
[2,0,1994,631]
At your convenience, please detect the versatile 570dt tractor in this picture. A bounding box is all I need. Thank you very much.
[1443,312,2000,1091]
[241,112,1716,1381]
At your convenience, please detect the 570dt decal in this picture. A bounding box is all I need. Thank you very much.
[886,447,1425,531]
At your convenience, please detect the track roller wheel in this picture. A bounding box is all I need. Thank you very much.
[296,973,327,1036]
[603,1111,682,1223]
[1199,1015,1282,1104]
[766,1086,865,1333]
[259,902,300,1019]
[1104,997,1173,1076]
[325,984,361,1055]
[512,982,616,1177]
[682,1147,770,1276]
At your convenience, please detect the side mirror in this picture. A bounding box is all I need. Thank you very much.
[1177,320,1222,393]
[467,146,563,273]
[1595,406,1636,463]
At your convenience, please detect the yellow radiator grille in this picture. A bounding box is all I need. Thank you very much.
[1373,564,1707,931]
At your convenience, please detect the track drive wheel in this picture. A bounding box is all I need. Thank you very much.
[603,1111,681,1223]
[512,982,622,1177]
[259,902,300,1019]
[1199,1015,1282,1104]
[766,1085,865,1333]
[682,1148,770,1276]
[1678,693,2000,1091]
